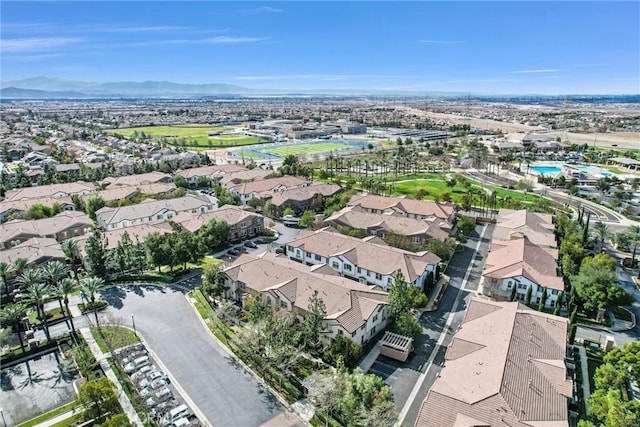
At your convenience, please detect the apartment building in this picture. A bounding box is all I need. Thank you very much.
[0,211,93,249]
[223,253,389,345]
[480,237,564,309]
[228,176,309,204]
[347,194,456,223]
[95,195,214,230]
[172,205,265,240]
[494,209,556,248]
[286,227,440,291]
[0,196,75,223]
[101,171,172,188]
[415,298,572,427]
[3,181,95,201]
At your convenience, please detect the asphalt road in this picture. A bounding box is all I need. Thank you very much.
[367,223,494,426]
[99,284,290,427]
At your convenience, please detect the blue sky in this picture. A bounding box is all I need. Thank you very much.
[2,1,639,94]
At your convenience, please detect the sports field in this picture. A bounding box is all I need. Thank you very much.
[235,140,372,160]
[113,125,269,148]
[264,142,355,156]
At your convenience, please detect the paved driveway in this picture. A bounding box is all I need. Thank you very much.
[100,284,291,427]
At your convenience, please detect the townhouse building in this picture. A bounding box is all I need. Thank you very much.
[95,195,214,230]
[101,171,172,188]
[480,237,564,309]
[3,181,95,201]
[325,205,451,246]
[227,176,309,204]
[286,227,440,291]
[347,193,456,223]
[0,211,93,249]
[0,196,75,223]
[415,298,572,427]
[223,253,389,345]
[172,205,265,241]
[269,183,342,216]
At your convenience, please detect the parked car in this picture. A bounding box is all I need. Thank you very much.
[155,387,173,402]
[274,245,284,254]
[244,240,258,249]
[131,366,154,381]
[161,405,192,426]
[227,248,239,256]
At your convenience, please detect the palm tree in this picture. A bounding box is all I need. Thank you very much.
[0,262,13,298]
[26,281,51,342]
[56,278,77,334]
[593,221,609,253]
[0,303,27,353]
[61,239,80,283]
[12,257,30,279]
[16,268,43,293]
[81,277,105,325]
[626,225,640,268]
[43,260,68,290]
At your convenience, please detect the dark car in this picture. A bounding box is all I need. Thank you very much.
[244,240,258,249]
[274,246,284,254]
[227,248,240,256]
[255,237,268,244]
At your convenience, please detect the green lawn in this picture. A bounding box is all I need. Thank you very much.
[115,125,227,138]
[16,401,77,427]
[90,325,140,353]
[113,125,269,148]
[28,306,67,325]
[263,142,355,156]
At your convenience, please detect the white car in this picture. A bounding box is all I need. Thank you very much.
[131,366,154,381]
[155,387,173,402]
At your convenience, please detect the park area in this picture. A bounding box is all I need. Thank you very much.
[113,125,270,148]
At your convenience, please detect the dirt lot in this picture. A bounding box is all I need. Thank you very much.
[413,110,640,150]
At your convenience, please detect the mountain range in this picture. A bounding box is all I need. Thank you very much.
[1,76,476,98]
[2,77,638,101]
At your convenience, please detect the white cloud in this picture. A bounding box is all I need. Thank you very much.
[510,69,561,74]
[259,6,284,13]
[418,40,466,45]
[1,37,84,53]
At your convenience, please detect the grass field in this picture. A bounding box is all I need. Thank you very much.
[114,125,269,148]
[261,142,356,157]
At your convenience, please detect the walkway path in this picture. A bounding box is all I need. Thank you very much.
[79,328,144,427]
[574,345,591,415]
[36,410,77,427]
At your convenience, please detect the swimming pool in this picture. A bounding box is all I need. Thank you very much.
[530,165,562,174]
[574,165,611,177]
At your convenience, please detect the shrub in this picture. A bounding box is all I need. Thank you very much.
[78,300,108,314]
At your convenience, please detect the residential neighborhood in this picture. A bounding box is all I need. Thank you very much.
[1,94,639,427]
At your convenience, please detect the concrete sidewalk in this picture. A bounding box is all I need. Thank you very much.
[36,409,78,427]
[79,328,144,427]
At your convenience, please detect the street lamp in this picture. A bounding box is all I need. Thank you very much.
[131,314,136,335]
[1,407,7,427]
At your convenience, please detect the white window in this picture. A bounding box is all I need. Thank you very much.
[375,273,382,280]
[156,214,162,220]
[357,267,362,273]
[337,329,343,335]
[315,254,321,261]
[551,289,559,295]
[305,251,311,258]
[332,261,339,269]
[280,300,287,309]
[373,315,378,323]
[238,282,246,290]
[507,280,513,289]
[344,264,352,271]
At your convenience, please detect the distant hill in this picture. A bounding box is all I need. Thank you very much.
[1,76,256,97]
[0,87,94,99]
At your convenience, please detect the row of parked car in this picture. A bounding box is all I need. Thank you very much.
[115,343,199,426]
[216,237,273,260]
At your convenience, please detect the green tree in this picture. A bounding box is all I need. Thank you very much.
[537,287,548,311]
[85,194,106,221]
[573,261,632,312]
[77,377,122,424]
[0,303,27,353]
[113,231,134,274]
[299,210,315,228]
[201,264,227,299]
[81,277,105,325]
[173,174,189,188]
[387,271,411,322]
[593,221,609,252]
[56,278,77,334]
[62,239,81,282]
[99,414,132,427]
[245,294,269,323]
[26,280,52,341]
[392,312,422,338]
[282,207,295,218]
[427,238,456,261]
[525,285,533,306]
[324,335,363,369]
[302,290,327,351]
[456,216,476,235]
[197,218,230,251]
[84,230,108,277]
[0,262,12,298]
[604,341,640,384]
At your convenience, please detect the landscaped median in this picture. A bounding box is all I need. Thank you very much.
[15,401,78,427]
